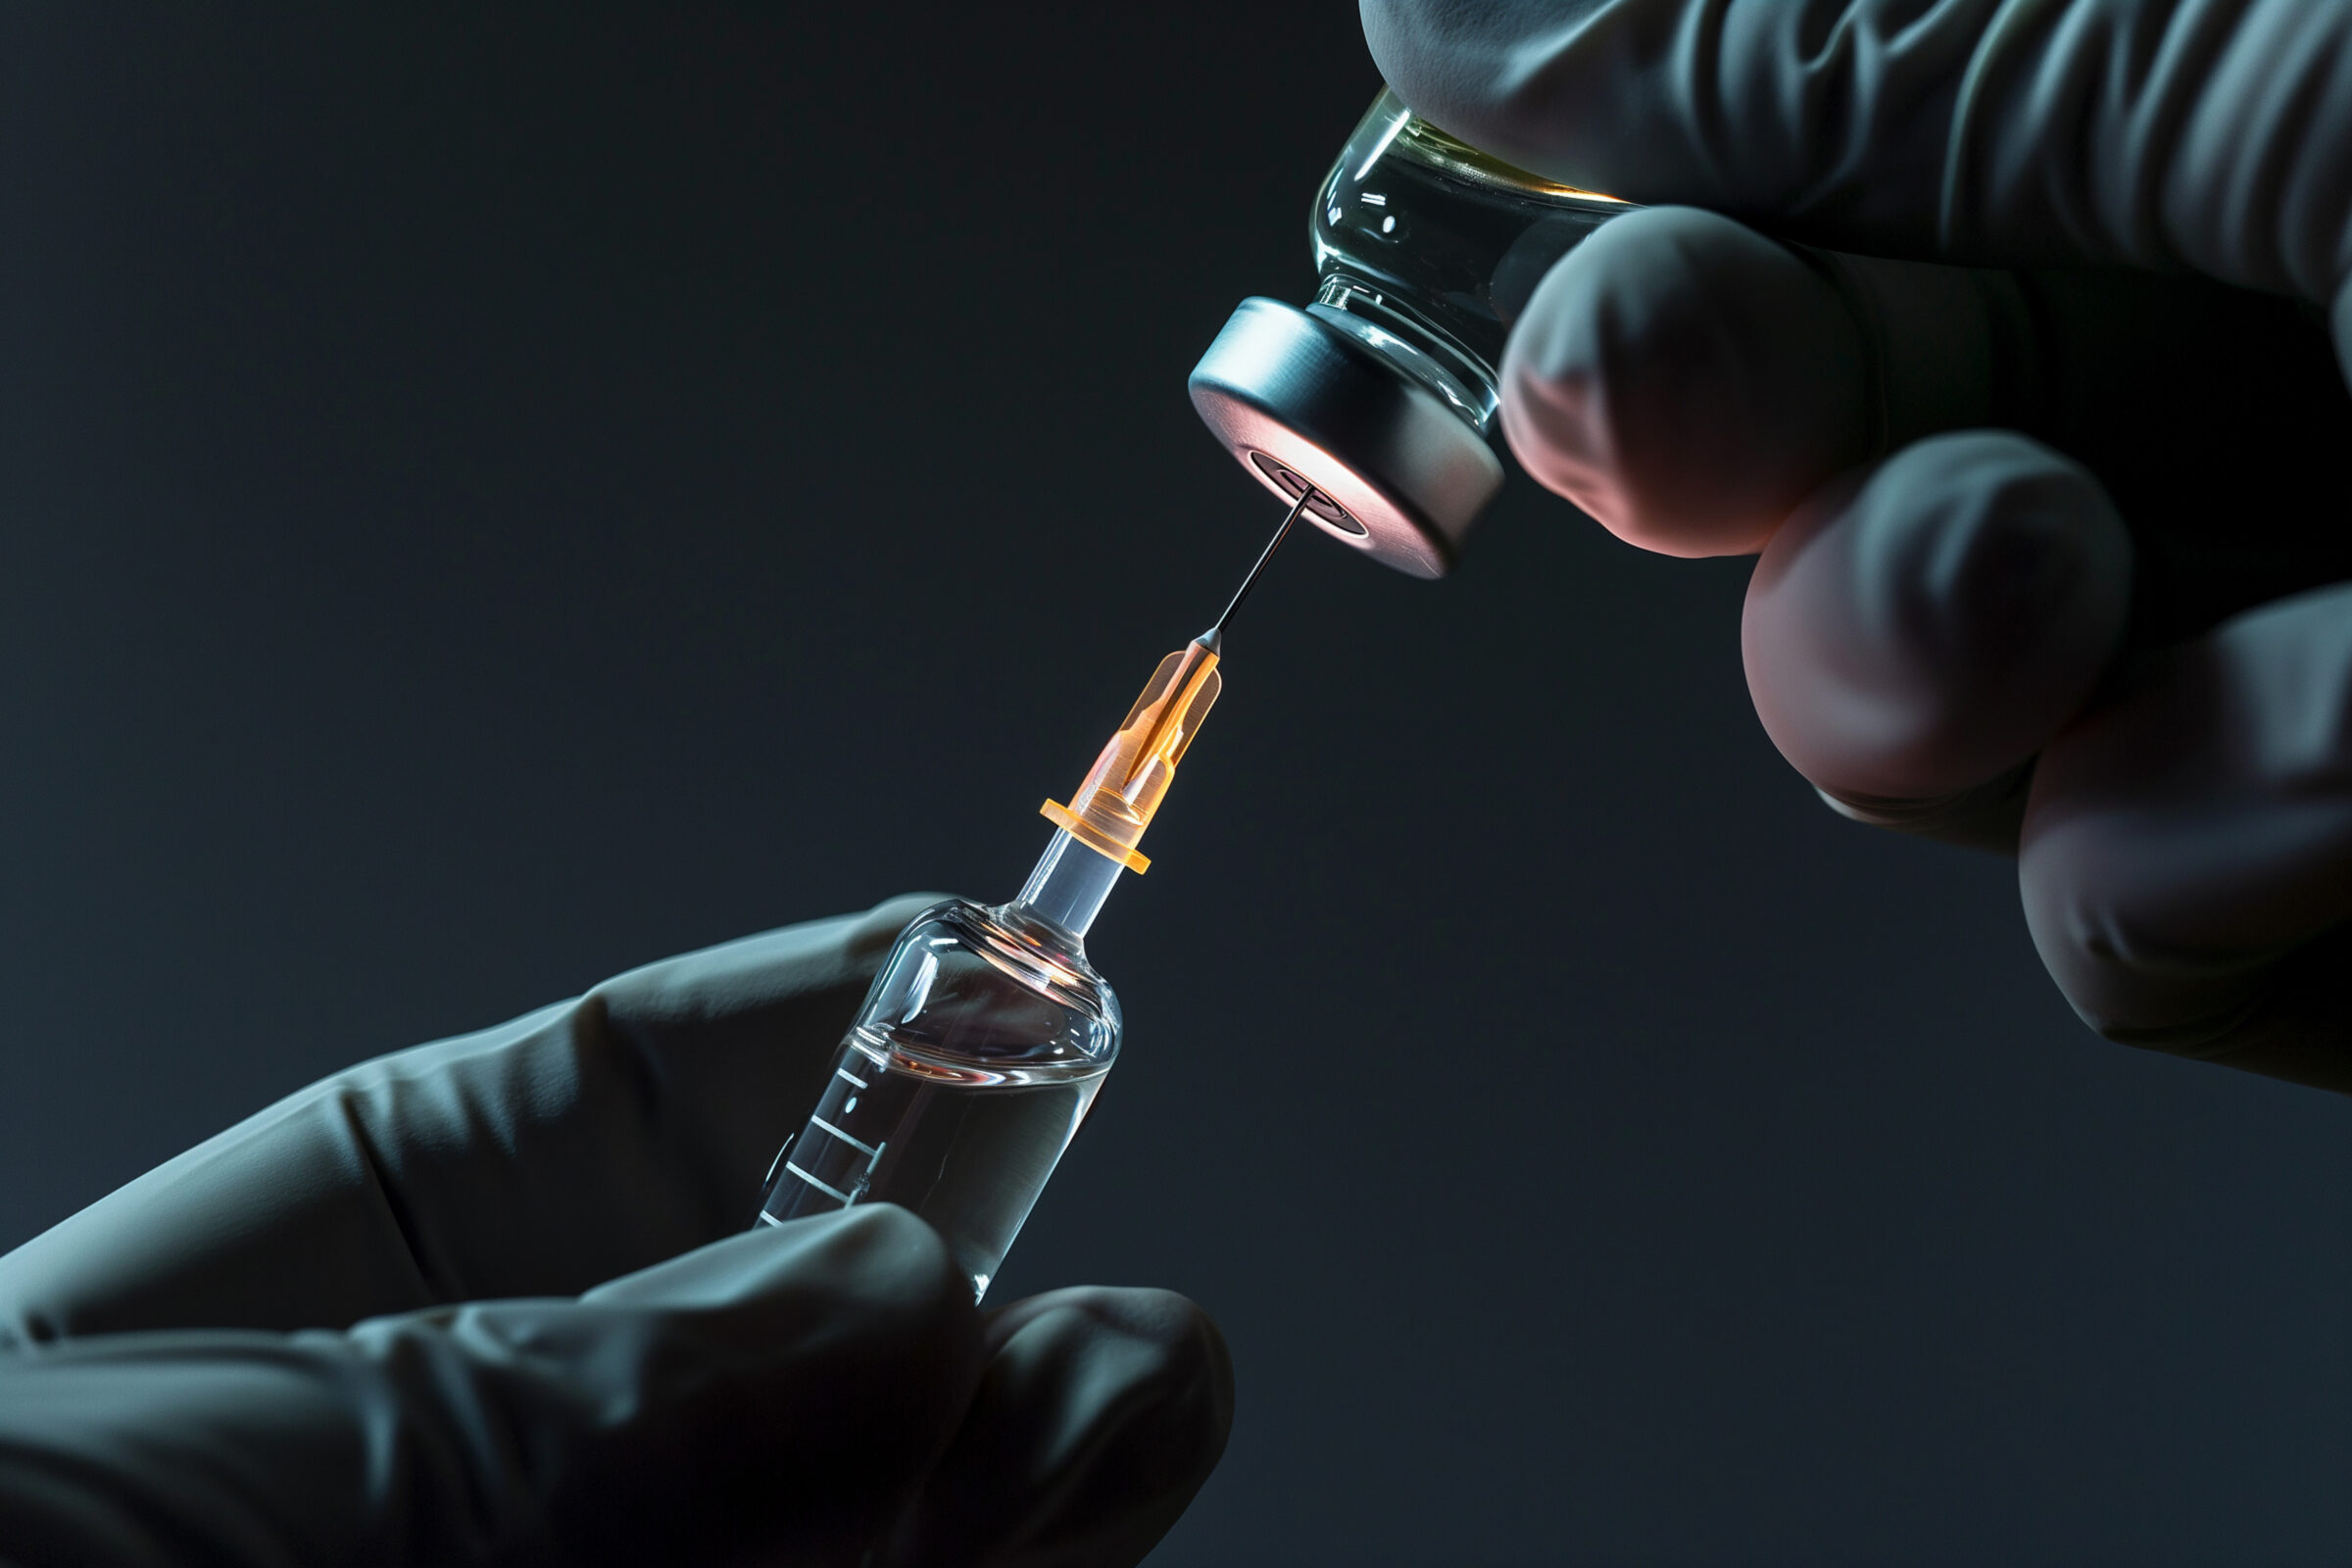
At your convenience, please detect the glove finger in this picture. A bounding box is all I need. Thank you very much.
[880,1286,1235,1568]
[0,1204,985,1566]
[0,893,943,1342]
[1498,204,1862,558]
[1501,204,2352,623]
[1362,0,2352,303]
[1743,431,2132,849]
[1501,203,1959,555]
[2022,584,2352,1090]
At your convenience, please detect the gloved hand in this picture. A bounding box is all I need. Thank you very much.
[0,895,1232,1566]
[1364,0,2352,1089]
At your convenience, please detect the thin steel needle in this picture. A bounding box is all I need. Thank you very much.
[1201,483,1318,650]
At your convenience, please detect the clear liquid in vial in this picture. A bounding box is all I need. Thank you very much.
[760,1023,1109,1298]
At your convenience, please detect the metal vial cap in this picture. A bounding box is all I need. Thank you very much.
[1188,297,1504,579]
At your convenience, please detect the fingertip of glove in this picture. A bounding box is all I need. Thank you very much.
[986,1285,1237,1441]
[546,1207,985,1560]
[1745,432,2131,803]
[805,1201,979,1337]
[884,1285,1235,1567]
[591,1203,976,1345]
[603,891,952,1016]
[1499,206,1870,558]
[1357,0,1479,138]
[1358,0,1589,184]
[2018,589,2352,1088]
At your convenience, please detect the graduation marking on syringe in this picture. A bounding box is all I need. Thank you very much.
[781,1162,855,1205]
[810,1116,881,1160]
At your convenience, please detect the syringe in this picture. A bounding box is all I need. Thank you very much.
[752,487,1317,1298]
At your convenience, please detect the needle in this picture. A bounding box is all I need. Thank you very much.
[1200,482,1318,651]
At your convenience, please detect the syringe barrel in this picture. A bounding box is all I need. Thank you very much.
[753,890,1120,1301]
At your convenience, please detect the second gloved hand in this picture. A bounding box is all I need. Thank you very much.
[0,897,1233,1566]
[1366,0,2352,1089]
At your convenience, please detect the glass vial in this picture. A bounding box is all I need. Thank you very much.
[756,834,1121,1300]
[1308,86,1631,429]
[1189,86,1633,576]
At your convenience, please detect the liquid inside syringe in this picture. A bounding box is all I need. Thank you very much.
[764,1024,1109,1299]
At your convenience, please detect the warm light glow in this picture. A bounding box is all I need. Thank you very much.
[1041,641,1223,875]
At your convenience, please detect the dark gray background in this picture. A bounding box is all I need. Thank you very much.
[4,5,2347,1564]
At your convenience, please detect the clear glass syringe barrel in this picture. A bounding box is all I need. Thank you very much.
[752,625,1233,1297]
[753,828,1124,1299]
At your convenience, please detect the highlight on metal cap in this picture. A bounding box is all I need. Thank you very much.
[1188,297,1504,579]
